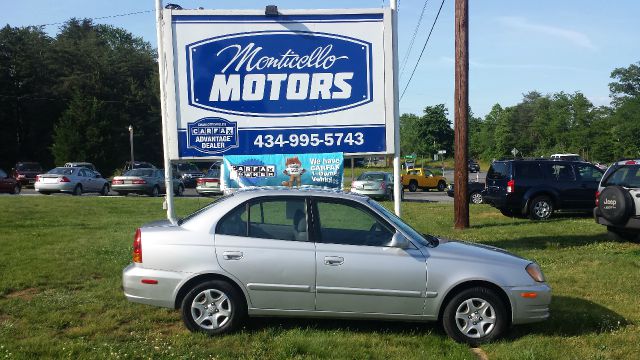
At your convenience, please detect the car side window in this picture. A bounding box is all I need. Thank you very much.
[541,163,575,181]
[315,199,394,247]
[78,169,87,177]
[216,203,249,236]
[248,199,307,241]
[515,163,542,179]
[0,169,7,178]
[575,164,603,182]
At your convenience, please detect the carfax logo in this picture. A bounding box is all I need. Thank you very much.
[187,31,372,117]
[231,165,276,178]
[187,117,238,154]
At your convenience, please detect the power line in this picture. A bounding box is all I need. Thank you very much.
[399,0,431,79]
[400,0,446,101]
[31,9,154,28]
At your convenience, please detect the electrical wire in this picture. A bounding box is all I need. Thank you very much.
[399,0,431,79]
[400,0,446,101]
[31,9,154,28]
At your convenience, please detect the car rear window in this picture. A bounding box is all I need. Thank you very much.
[125,169,154,177]
[205,169,221,178]
[357,173,385,181]
[17,163,41,171]
[48,168,75,175]
[487,162,511,179]
[602,165,640,188]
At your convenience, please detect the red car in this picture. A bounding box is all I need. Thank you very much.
[0,168,21,194]
[12,162,43,187]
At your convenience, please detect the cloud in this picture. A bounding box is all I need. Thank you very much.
[439,56,592,72]
[498,16,597,50]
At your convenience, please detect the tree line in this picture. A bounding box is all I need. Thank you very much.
[401,61,640,164]
[0,19,161,175]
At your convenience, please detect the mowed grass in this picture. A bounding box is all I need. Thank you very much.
[0,196,638,359]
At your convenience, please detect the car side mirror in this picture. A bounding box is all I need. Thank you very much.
[390,232,411,249]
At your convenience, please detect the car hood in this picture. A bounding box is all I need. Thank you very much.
[429,237,529,266]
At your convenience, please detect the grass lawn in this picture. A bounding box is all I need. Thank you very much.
[0,196,639,359]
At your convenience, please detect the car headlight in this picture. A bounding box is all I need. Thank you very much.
[526,263,545,282]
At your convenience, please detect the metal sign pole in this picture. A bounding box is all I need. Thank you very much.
[391,0,401,216]
[156,0,177,224]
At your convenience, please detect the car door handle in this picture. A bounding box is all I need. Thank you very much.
[324,256,344,266]
[222,251,243,260]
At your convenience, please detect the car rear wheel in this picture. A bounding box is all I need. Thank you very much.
[72,185,82,196]
[437,181,446,192]
[408,181,418,192]
[529,196,553,220]
[100,184,109,196]
[181,280,246,336]
[442,287,507,346]
[175,185,185,197]
[470,191,483,204]
[150,186,160,197]
[12,184,21,195]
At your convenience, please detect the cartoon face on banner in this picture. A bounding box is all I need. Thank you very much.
[222,153,343,190]
[162,9,395,159]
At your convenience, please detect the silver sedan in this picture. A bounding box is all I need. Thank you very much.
[122,190,550,345]
[35,167,110,195]
[350,171,398,200]
[111,168,184,197]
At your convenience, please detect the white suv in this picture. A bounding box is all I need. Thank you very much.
[594,159,640,242]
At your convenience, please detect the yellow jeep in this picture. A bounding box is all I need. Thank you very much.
[401,168,447,192]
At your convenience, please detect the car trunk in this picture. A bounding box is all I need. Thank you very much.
[113,176,147,184]
[38,174,66,183]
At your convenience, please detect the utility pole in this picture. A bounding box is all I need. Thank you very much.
[391,0,401,216]
[128,125,135,167]
[454,0,469,229]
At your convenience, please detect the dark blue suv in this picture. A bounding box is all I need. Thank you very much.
[483,159,604,220]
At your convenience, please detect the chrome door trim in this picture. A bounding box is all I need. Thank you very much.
[247,283,312,292]
[316,286,422,298]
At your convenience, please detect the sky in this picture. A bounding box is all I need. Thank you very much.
[2,0,639,117]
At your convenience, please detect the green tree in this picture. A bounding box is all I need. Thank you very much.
[400,104,454,158]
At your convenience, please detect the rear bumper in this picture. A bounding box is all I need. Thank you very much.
[122,263,187,309]
[507,283,552,324]
[196,185,222,194]
[34,182,75,192]
[483,192,520,212]
[594,208,640,230]
[112,184,152,193]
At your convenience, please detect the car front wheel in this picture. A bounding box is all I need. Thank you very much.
[442,287,508,346]
[181,280,245,335]
[469,191,483,204]
[12,184,21,195]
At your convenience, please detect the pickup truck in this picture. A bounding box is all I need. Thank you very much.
[401,168,447,192]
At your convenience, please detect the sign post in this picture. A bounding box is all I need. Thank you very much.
[391,0,401,216]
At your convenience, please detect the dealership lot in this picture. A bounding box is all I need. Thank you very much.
[0,196,638,359]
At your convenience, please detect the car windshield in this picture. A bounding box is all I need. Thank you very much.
[357,173,385,181]
[602,165,640,188]
[177,163,198,172]
[125,169,154,177]
[367,200,436,247]
[17,163,41,171]
[48,168,75,175]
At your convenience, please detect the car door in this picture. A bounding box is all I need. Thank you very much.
[541,162,580,209]
[77,169,91,191]
[574,163,604,209]
[423,169,436,188]
[0,169,10,191]
[313,197,427,315]
[214,197,316,311]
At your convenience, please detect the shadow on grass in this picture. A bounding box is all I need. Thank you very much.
[479,233,608,251]
[472,212,593,229]
[245,316,442,336]
[507,296,630,339]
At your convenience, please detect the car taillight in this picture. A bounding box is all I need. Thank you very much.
[112,179,124,185]
[380,181,386,190]
[60,176,71,183]
[36,175,41,182]
[197,178,205,185]
[133,228,142,263]
[507,179,515,193]
[132,179,146,184]
[595,191,600,206]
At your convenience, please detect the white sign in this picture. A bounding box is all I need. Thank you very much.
[160,8,395,159]
[438,150,447,155]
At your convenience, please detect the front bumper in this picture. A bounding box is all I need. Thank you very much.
[122,263,187,309]
[508,283,552,324]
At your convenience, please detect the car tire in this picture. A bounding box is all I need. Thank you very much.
[408,181,418,192]
[606,226,639,242]
[529,196,553,220]
[12,184,21,195]
[437,181,447,192]
[150,186,160,197]
[175,185,185,197]
[598,186,634,225]
[442,287,508,346]
[385,188,393,201]
[181,280,246,336]
[72,185,82,196]
[100,184,109,196]
[469,191,483,204]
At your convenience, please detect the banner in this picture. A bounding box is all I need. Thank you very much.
[161,8,395,159]
[222,152,343,190]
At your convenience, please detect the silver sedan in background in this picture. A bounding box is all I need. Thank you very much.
[350,171,399,200]
[122,190,550,345]
[35,167,110,196]
[111,168,184,197]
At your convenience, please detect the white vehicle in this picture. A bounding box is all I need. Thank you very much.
[549,154,584,162]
